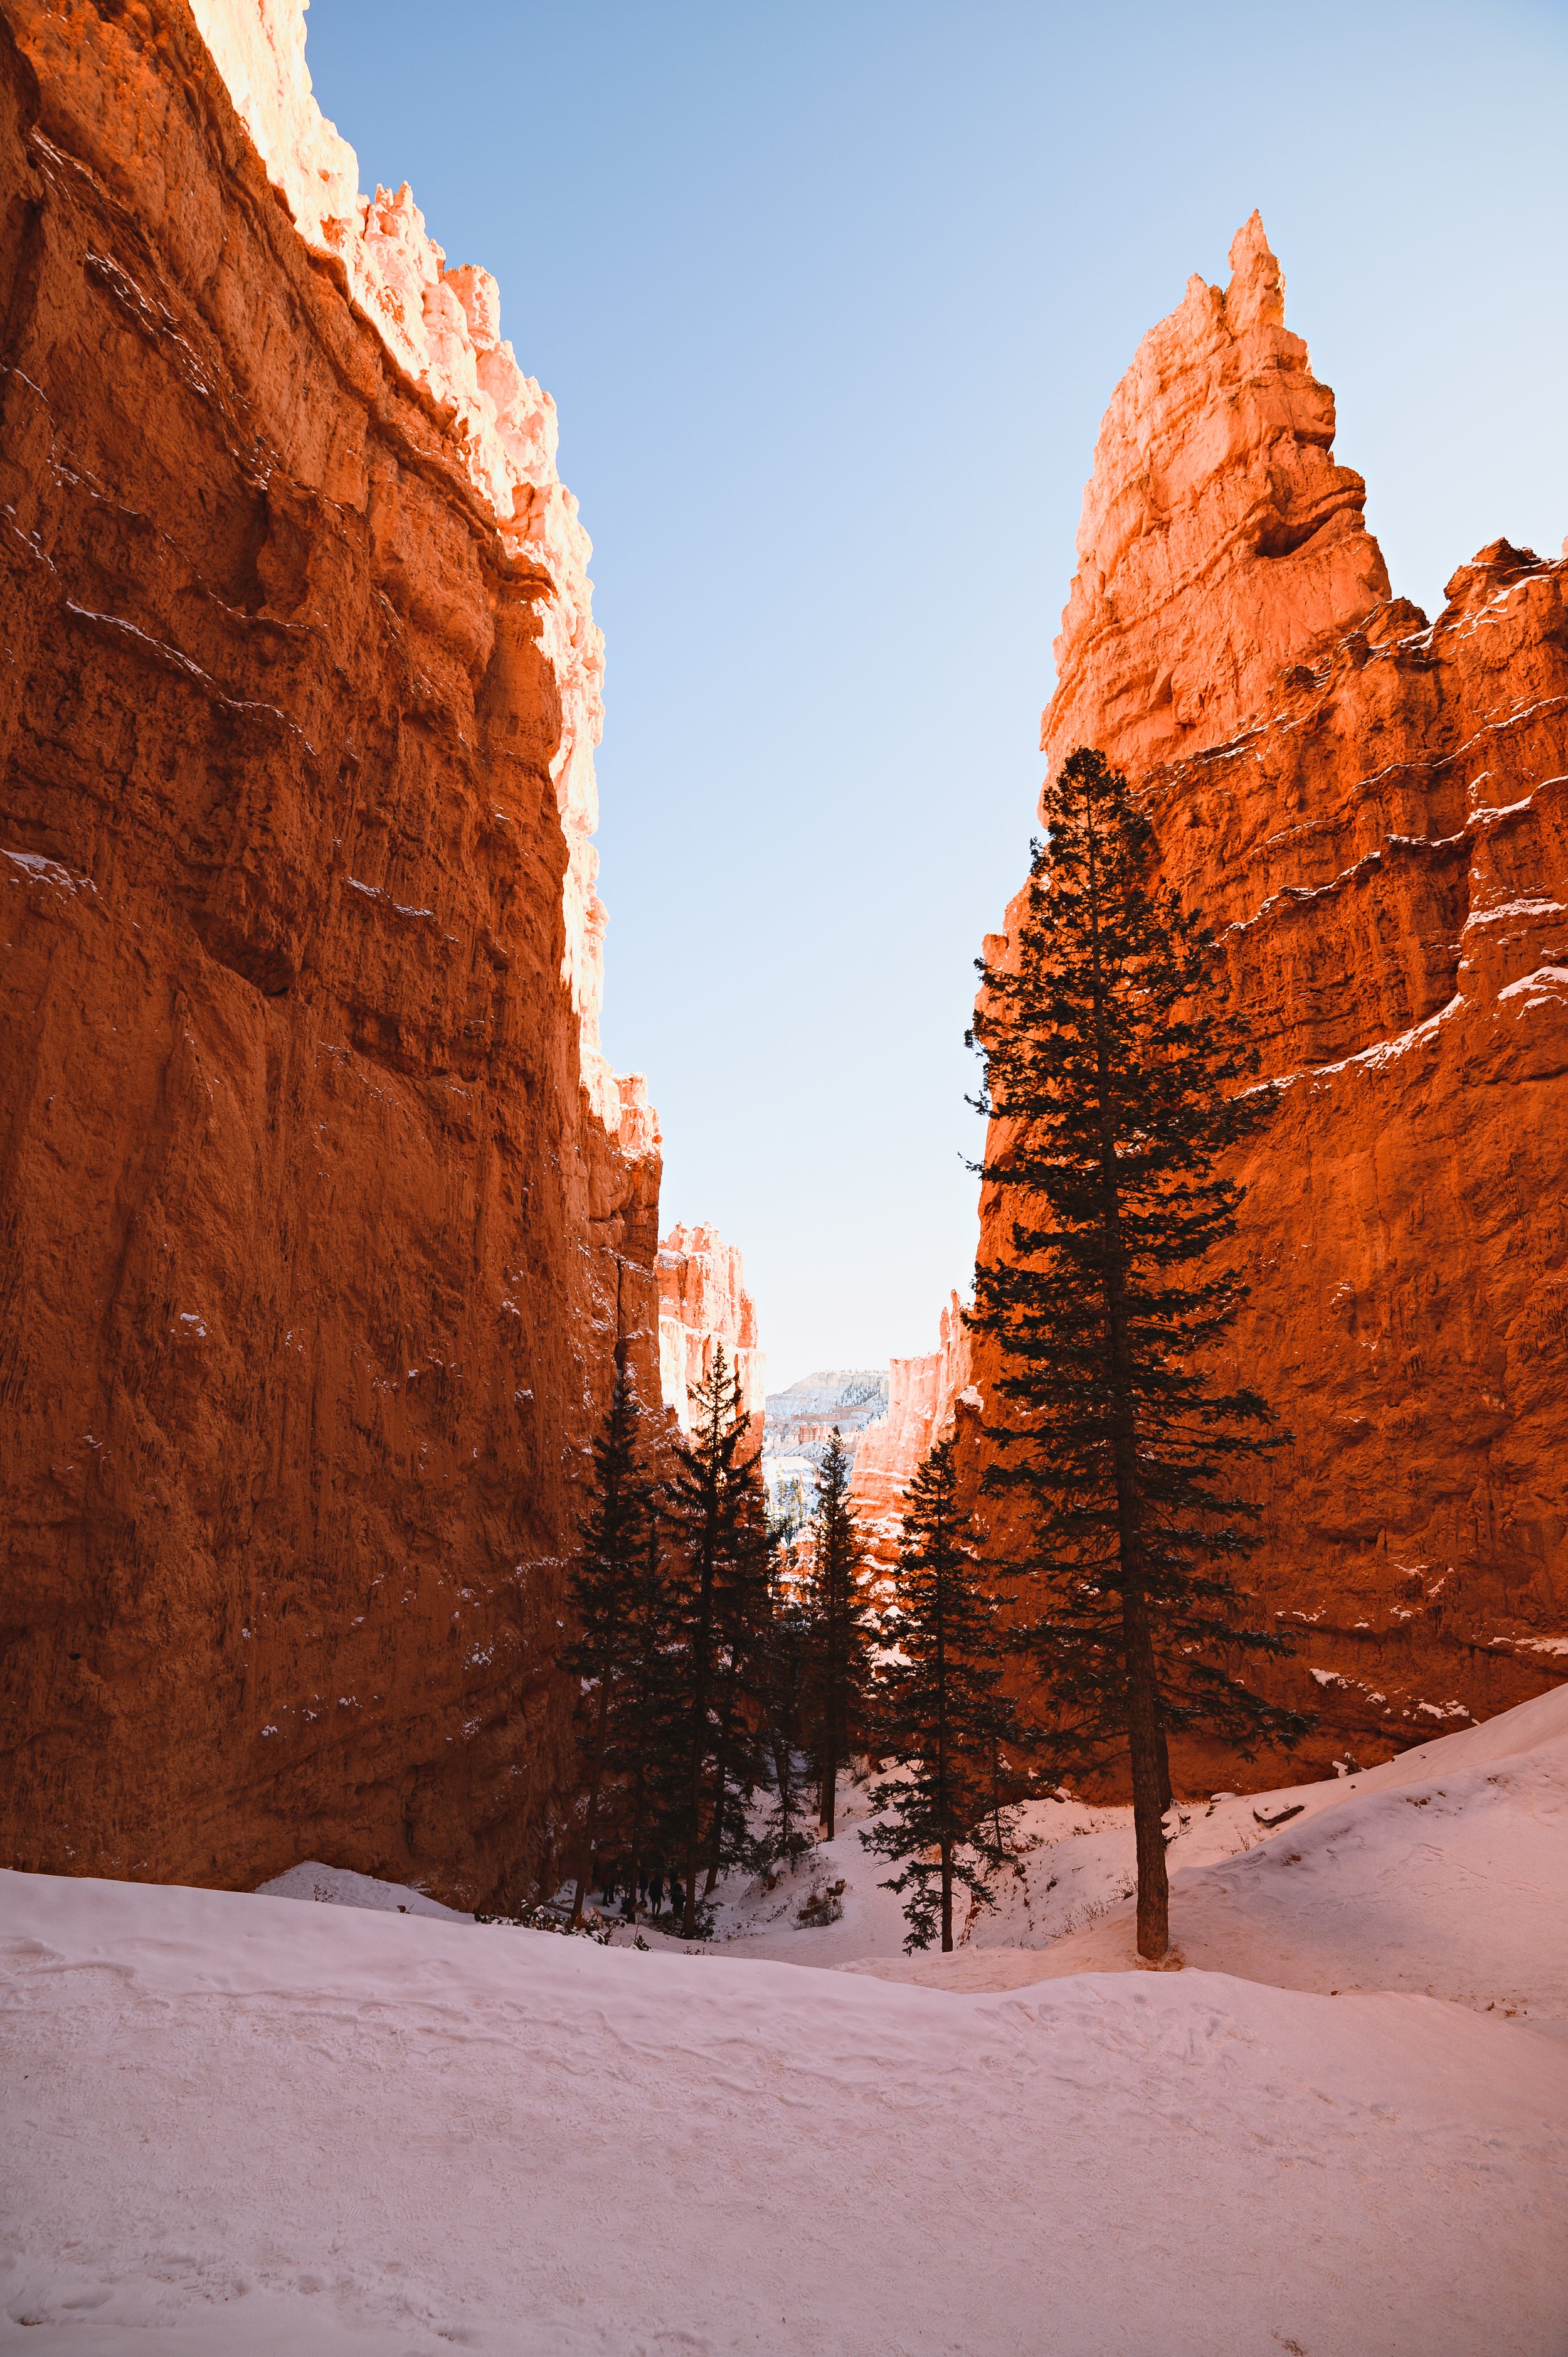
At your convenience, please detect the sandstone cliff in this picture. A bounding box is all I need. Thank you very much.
[968,218,1568,1784]
[848,1294,973,1556]
[657,1223,765,1432]
[0,0,659,1900]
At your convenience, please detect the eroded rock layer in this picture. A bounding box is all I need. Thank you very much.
[0,0,659,1900]
[968,220,1568,1785]
[657,1223,765,1432]
[849,1294,973,1557]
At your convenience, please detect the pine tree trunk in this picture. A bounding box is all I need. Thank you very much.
[773,1727,794,1858]
[703,1728,726,1896]
[704,1658,741,1897]
[702,1773,724,1897]
[937,1562,952,1950]
[1121,1580,1169,1959]
[623,1690,650,1922]
[820,1540,847,1838]
[569,1677,614,1929]
[1155,1721,1173,1818]
[819,1580,838,1838]
[1083,797,1170,1962]
[682,1548,717,1939]
[819,1710,837,1839]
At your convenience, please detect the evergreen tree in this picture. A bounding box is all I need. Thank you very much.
[665,1346,772,1937]
[700,1469,774,1901]
[806,1429,874,1839]
[968,744,1308,1961]
[563,1359,654,1927]
[613,1506,681,1923]
[771,1471,812,1546]
[757,1540,817,1872]
[861,1438,1022,1952]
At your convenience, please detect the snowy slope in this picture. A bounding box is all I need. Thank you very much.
[842,1683,1568,2008]
[257,1862,470,1922]
[3,1869,1566,2356]
[622,1684,1568,2024]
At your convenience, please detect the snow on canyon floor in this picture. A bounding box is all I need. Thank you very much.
[3,1691,1567,2355]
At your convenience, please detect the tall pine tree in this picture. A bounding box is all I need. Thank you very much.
[861,1438,1023,1952]
[699,1471,774,1901]
[611,1505,681,1922]
[563,1359,654,1927]
[665,1346,771,1937]
[969,745,1307,1962]
[757,1540,816,1871]
[806,1428,874,1839]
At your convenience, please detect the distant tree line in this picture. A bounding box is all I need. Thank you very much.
[562,1349,879,1944]
[562,745,1308,1963]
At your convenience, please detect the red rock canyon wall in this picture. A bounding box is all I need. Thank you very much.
[848,1293,973,1556]
[657,1223,765,1434]
[967,218,1568,1784]
[0,0,662,1901]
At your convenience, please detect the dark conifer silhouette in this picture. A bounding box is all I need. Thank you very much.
[564,1360,654,1928]
[758,1540,816,1871]
[614,1506,679,1923]
[700,1486,773,1901]
[806,1428,874,1839]
[665,1346,772,1937]
[968,744,1307,1961]
[861,1438,1022,1951]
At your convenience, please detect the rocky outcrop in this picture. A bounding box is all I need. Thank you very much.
[0,0,660,1900]
[657,1224,765,1433]
[849,1294,973,1552]
[969,218,1568,1786]
[1044,214,1390,782]
[183,0,631,1135]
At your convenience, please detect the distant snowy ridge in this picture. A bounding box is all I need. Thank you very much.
[761,1366,889,1518]
[763,1368,889,1447]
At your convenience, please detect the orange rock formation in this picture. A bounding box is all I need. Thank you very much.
[848,1294,973,1555]
[0,0,660,1900]
[967,218,1568,1782]
[1045,215,1391,783]
[657,1225,765,1434]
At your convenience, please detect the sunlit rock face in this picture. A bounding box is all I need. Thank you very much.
[965,218,1568,1787]
[657,1225,765,1434]
[1044,213,1390,782]
[761,1370,889,1527]
[186,0,629,1128]
[849,1295,973,1555]
[0,0,661,1902]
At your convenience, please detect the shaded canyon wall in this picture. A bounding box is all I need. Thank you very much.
[0,0,662,1901]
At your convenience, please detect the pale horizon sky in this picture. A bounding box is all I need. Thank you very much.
[305,0,1568,1390]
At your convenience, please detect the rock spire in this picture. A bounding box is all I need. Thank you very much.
[657,1226,766,1432]
[966,218,1568,1784]
[1044,212,1389,780]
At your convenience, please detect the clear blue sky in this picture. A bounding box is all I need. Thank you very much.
[305,1,1568,1388]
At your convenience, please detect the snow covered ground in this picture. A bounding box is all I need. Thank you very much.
[627,1682,1568,2027]
[3,1691,1566,2352]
